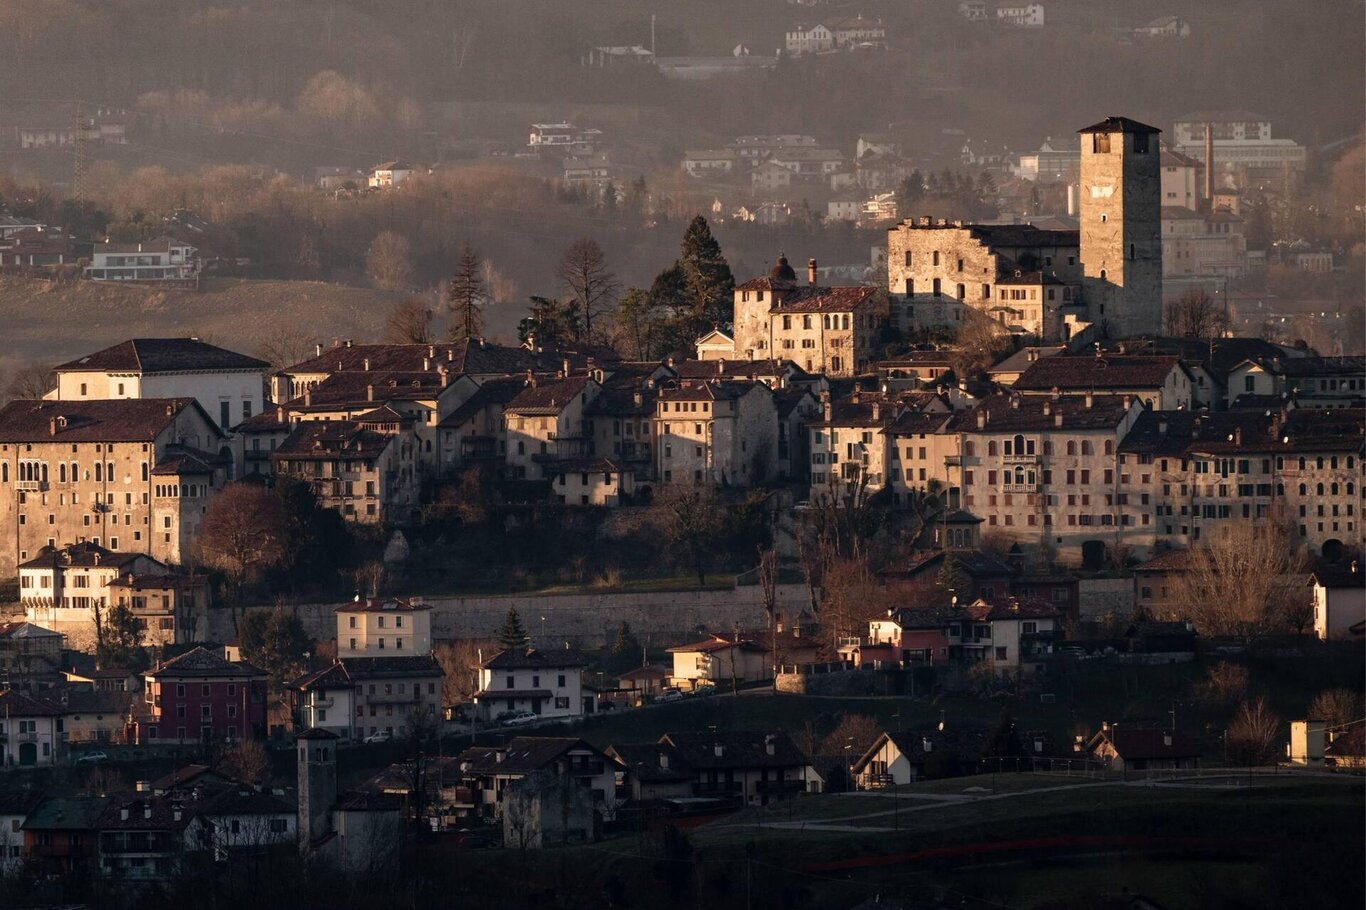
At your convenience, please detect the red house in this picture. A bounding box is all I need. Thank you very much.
[133,647,268,744]
[865,606,957,666]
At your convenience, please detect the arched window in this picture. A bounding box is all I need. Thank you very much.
[1348,483,1356,496]
[1316,483,1325,496]
[1299,483,1307,496]
[1066,441,1076,456]
[1013,434,1025,455]
[988,441,998,456]
[1298,457,1306,470]
[1014,467,1026,486]
[94,463,102,482]
[1331,483,1339,496]
[1317,457,1325,470]
[1331,456,1339,469]
[957,283,966,301]
[59,464,66,483]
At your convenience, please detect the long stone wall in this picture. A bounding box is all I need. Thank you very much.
[211,582,813,650]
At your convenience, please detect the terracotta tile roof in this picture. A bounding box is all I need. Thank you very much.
[673,358,804,381]
[660,730,809,769]
[605,743,693,783]
[148,646,265,680]
[22,796,112,831]
[336,597,431,614]
[97,795,199,831]
[456,737,605,774]
[853,727,989,772]
[0,689,67,717]
[545,456,629,475]
[53,338,267,374]
[1012,355,1187,392]
[438,376,527,428]
[339,655,442,679]
[1077,116,1162,134]
[505,376,593,415]
[1118,410,1269,457]
[658,380,764,402]
[18,542,145,570]
[773,387,817,419]
[151,443,229,475]
[964,597,1061,621]
[1133,549,1197,572]
[281,338,568,380]
[666,637,769,655]
[586,385,657,418]
[292,662,353,692]
[272,420,395,459]
[0,621,62,640]
[1091,727,1199,761]
[481,648,590,670]
[1325,724,1365,759]
[1312,564,1365,589]
[963,393,1133,433]
[289,370,448,409]
[0,398,216,443]
[770,284,880,314]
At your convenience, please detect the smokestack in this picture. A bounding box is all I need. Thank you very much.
[1204,123,1214,208]
[1066,184,1078,217]
[807,258,818,286]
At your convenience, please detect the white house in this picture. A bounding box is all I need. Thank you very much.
[49,337,270,432]
[336,597,433,657]
[368,161,414,188]
[20,544,168,652]
[85,237,197,282]
[196,788,296,858]
[0,792,42,872]
[0,690,65,768]
[1311,563,1365,640]
[474,648,590,721]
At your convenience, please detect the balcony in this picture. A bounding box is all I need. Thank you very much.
[16,481,48,492]
[1002,483,1040,493]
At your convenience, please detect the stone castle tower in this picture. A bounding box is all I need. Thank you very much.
[1078,116,1163,337]
[296,728,337,850]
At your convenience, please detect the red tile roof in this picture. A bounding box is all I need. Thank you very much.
[0,398,217,443]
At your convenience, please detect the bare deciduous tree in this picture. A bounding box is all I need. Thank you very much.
[255,327,317,371]
[1164,523,1307,638]
[196,483,287,620]
[1197,661,1251,713]
[1226,697,1281,766]
[433,638,492,708]
[1164,288,1227,340]
[365,229,414,291]
[1308,688,1365,728]
[447,242,485,343]
[3,362,54,399]
[951,307,1012,377]
[384,297,432,344]
[556,237,620,342]
[216,738,271,785]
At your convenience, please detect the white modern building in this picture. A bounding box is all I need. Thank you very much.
[473,648,590,721]
[85,237,197,282]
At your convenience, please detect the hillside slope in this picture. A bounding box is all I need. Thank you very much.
[0,277,399,368]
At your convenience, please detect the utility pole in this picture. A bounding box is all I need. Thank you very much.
[71,100,88,205]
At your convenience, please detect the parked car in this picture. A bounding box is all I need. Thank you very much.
[654,688,686,704]
[453,828,496,849]
[501,711,540,727]
[363,731,392,744]
[75,751,108,764]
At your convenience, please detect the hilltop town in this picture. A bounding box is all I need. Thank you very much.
[0,110,1362,909]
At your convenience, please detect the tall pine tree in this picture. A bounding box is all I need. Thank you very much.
[497,607,530,651]
[677,216,734,335]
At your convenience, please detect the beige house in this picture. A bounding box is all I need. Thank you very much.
[107,572,210,646]
[694,329,737,361]
[1011,354,1196,411]
[271,410,420,524]
[548,457,636,506]
[503,376,601,481]
[337,598,433,657]
[655,381,777,487]
[0,398,228,575]
[667,636,769,689]
[1310,563,1365,640]
[732,257,887,377]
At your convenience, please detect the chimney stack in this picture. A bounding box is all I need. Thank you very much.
[1204,122,1214,207]
[314,343,323,357]
[366,384,374,403]
[807,258,818,286]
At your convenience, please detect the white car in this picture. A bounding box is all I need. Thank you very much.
[501,711,540,727]
[75,751,109,764]
[363,731,392,744]
[654,688,686,704]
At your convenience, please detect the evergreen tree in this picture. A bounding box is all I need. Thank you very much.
[95,601,147,671]
[518,296,580,348]
[447,242,485,342]
[937,552,969,598]
[497,607,530,651]
[677,215,734,333]
[609,621,641,671]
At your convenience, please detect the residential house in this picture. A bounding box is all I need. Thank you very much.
[768,147,846,182]
[18,544,177,649]
[48,337,269,433]
[95,795,211,881]
[436,375,524,476]
[807,389,899,500]
[337,597,433,657]
[775,386,820,481]
[695,329,737,361]
[528,123,603,157]
[988,346,1066,387]
[1224,356,1366,409]
[368,161,413,188]
[666,634,780,689]
[503,376,601,481]
[135,647,268,745]
[657,731,820,805]
[683,149,738,178]
[613,665,672,702]
[501,769,598,849]
[1011,354,1196,410]
[1135,16,1190,38]
[474,648,590,721]
[655,380,778,486]
[784,22,833,55]
[106,571,211,646]
[332,655,442,742]
[0,791,44,873]
[733,256,889,376]
[21,795,111,874]
[1324,723,1366,770]
[605,742,695,803]
[196,787,296,857]
[271,412,420,524]
[959,392,1145,563]
[1016,140,1081,184]
[453,737,617,821]
[0,397,229,574]
[547,457,637,506]
[0,690,66,767]
[1087,725,1200,772]
[0,621,63,675]
[85,237,198,282]
[866,607,958,666]
[292,663,358,741]
[851,726,989,787]
[62,688,133,744]
[1311,562,1365,640]
[0,226,73,267]
[996,4,1044,28]
[953,598,1063,675]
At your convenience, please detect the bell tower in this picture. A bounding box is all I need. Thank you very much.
[296,728,337,851]
[1078,116,1163,337]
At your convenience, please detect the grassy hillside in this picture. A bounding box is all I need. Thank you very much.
[0,276,397,367]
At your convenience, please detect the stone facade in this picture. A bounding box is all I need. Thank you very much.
[1079,118,1164,337]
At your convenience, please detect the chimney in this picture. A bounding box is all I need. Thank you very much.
[440,368,449,388]
[366,385,374,403]
[1042,400,1051,416]
[363,358,370,371]
[1163,732,1173,748]
[871,402,880,421]
[1010,396,1020,410]
[922,736,933,753]
[423,357,430,371]
[633,390,643,407]
[976,410,986,429]
[823,399,832,421]
[1055,412,1064,428]
[765,735,776,756]
[1157,418,1168,434]
[173,807,182,822]
[304,388,311,407]
[562,358,571,377]
[1084,392,1094,409]
[1204,123,1214,207]
[428,345,436,359]
[345,339,353,348]
[314,343,323,357]
[121,807,129,821]
[717,360,724,375]
[49,416,58,436]
[714,744,724,758]
[276,406,284,423]
[143,805,152,819]
[807,258,818,286]
[659,753,669,769]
